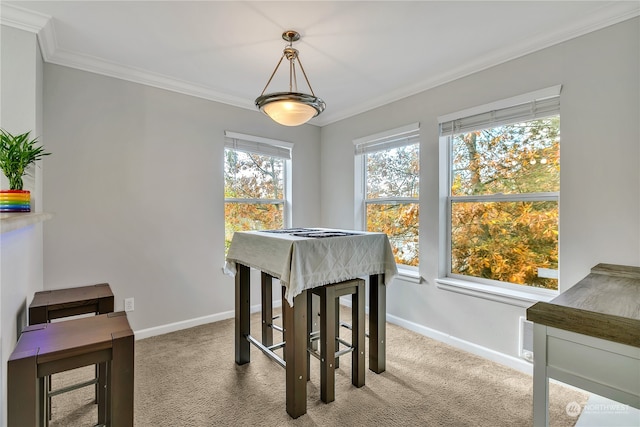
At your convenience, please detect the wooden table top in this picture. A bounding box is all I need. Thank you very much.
[10,312,132,364]
[527,263,640,347]
[30,283,113,308]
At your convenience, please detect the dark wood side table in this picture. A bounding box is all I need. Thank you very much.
[8,311,134,427]
[29,283,114,325]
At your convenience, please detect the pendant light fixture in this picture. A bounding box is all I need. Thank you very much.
[255,30,325,126]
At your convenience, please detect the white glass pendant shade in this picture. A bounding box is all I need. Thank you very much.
[263,101,316,126]
[257,92,325,126]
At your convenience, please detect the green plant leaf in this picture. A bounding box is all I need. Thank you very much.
[0,128,51,190]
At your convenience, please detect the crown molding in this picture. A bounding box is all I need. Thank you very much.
[46,47,255,111]
[2,2,639,127]
[1,3,49,33]
[0,3,254,112]
[314,2,640,126]
[1,4,57,62]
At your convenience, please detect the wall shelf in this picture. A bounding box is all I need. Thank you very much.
[0,212,53,234]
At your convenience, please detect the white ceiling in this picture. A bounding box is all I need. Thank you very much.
[2,1,639,126]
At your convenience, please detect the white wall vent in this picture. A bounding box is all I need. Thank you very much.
[519,316,534,362]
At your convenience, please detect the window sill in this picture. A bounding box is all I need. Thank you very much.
[0,212,53,234]
[435,277,556,307]
[396,266,422,284]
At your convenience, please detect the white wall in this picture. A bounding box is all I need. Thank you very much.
[42,64,321,332]
[0,25,45,425]
[320,18,640,360]
[3,17,636,420]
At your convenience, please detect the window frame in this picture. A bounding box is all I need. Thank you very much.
[354,123,420,275]
[438,87,561,298]
[224,131,293,240]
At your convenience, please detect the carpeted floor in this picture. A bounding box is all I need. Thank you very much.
[49,309,587,426]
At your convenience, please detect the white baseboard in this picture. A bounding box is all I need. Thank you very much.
[338,296,533,375]
[385,313,533,375]
[134,302,273,340]
[135,299,532,376]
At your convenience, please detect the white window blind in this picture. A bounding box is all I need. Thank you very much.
[438,85,561,136]
[224,131,293,159]
[354,122,420,155]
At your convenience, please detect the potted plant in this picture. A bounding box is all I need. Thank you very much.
[0,129,51,212]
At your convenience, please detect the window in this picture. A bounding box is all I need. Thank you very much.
[439,86,560,291]
[355,123,420,268]
[224,131,292,252]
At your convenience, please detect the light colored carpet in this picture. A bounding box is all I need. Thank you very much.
[49,309,587,426]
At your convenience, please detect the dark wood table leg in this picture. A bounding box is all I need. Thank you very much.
[235,263,251,365]
[109,326,135,427]
[353,280,365,387]
[368,274,386,373]
[40,368,47,425]
[312,295,320,349]
[97,361,108,426]
[96,363,106,405]
[28,305,48,325]
[283,290,308,418]
[261,272,273,347]
[97,292,115,407]
[281,285,287,362]
[334,301,340,369]
[8,348,40,426]
[98,291,115,315]
[306,291,313,380]
[319,286,336,403]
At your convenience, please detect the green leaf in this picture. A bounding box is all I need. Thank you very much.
[0,128,51,190]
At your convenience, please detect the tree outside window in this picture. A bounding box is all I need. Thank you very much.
[448,116,560,290]
[357,127,420,267]
[224,148,286,253]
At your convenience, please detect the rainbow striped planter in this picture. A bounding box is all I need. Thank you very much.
[0,190,31,212]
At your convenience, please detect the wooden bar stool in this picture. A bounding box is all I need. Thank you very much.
[259,272,289,362]
[28,283,115,419]
[307,279,365,403]
[8,312,134,426]
[29,283,114,325]
[261,273,286,355]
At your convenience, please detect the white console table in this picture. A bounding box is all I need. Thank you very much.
[527,263,640,426]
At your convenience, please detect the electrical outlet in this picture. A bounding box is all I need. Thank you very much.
[124,297,134,312]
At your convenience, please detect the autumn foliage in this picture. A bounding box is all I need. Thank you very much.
[224,117,559,291]
[450,117,560,289]
[224,149,284,251]
[365,144,420,266]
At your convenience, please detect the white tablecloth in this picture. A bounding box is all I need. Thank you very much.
[224,228,398,306]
